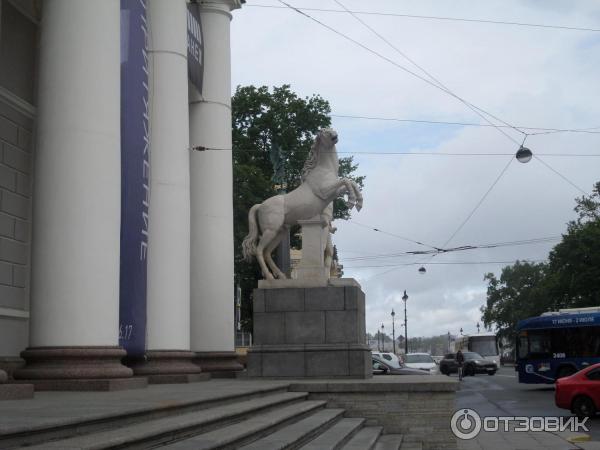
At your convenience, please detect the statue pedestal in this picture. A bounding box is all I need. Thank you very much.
[294,217,329,280]
[247,281,371,378]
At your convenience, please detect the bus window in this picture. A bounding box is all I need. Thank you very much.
[580,326,600,357]
[528,330,551,359]
[518,333,528,359]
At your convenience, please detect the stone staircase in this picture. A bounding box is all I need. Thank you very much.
[0,385,413,449]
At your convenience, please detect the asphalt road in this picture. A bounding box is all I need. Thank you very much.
[454,365,600,442]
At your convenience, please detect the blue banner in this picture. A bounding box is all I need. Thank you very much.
[119,0,149,357]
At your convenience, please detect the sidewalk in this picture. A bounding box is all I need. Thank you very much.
[458,425,600,450]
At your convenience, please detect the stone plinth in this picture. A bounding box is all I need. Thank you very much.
[0,369,34,400]
[247,282,371,378]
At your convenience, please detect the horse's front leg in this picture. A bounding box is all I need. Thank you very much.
[346,179,363,211]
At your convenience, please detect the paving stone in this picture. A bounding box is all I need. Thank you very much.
[375,434,404,450]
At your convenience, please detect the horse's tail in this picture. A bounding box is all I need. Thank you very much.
[242,204,261,262]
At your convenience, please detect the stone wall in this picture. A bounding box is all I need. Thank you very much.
[289,378,458,450]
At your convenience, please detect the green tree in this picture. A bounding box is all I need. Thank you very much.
[545,182,600,308]
[481,261,549,342]
[232,85,365,331]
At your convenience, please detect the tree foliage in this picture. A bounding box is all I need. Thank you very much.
[481,181,600,341]
[232,85,365,330]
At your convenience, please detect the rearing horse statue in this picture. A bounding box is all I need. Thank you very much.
[242,128,362,279]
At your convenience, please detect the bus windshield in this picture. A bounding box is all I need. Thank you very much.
[469,337,498,356]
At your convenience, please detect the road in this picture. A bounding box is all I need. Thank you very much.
[454,365,600,446]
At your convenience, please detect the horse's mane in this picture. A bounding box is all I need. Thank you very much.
[301,134,321,181]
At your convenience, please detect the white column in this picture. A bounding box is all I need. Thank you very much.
[145,0,190,352]
[189,0,241,354]
[29,0,121,347]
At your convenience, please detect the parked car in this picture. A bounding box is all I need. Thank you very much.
[403,353,438,373]
[371,351,402,368]
[439,352,497,376]
[372,356,431,376]
[555,362,600,418]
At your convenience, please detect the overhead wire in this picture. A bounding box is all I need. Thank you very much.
[276,0,523,145]
[345,259,548,269]
[330,114,600,135]
[341,235,562,261]
[247,3,600,33]
[533,155,588,195]
[333,0,526,143]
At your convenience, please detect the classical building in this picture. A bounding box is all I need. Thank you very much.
[0,0,243,389]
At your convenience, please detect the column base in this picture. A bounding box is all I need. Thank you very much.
[195,351,243,378]
[13,346,143,391]
[127,350,209,384]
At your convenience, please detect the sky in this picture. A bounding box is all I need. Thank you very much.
[230,0,600,339]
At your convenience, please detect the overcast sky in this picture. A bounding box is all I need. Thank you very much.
[230,0,600,339]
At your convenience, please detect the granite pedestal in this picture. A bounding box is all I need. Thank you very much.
[247,281,371,378]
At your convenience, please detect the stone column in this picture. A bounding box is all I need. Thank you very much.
[295,217,329,280]
[188,0,243,374]
[14,0,141,390]
[126,0,205,384]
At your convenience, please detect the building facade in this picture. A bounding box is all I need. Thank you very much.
[0,0,242,386]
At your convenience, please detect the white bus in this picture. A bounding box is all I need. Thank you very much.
[453,332,500,367]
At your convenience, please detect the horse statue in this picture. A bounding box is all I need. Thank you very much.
[242,128,362,280]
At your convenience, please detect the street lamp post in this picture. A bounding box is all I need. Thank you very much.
[391,309,396,354]
[402,290,408,355]
[447,331,451,353]
[381,323,385,352]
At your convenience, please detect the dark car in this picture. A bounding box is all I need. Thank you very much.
[439,352,497,376]
[555,362,600,418]
[372,356,431,376]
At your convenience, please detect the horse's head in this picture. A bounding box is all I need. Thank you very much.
[316,128,338,148]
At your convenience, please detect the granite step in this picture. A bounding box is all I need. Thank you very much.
[398,442,422,450]
[162,399,329,449]
[375,434,404,450]
[300,417,365,450]
[0,383,292,448]
[238,408,345,450]
[23,392,310,450]
[341,426,383,450]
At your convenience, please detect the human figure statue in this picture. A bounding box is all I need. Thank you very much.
[242,128,362,280]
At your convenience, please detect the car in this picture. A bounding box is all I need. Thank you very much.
[372,356,431,376]
[403,353,438,373]
[555,362,600,418]
[371,351,402,368]
[439,352,497,376]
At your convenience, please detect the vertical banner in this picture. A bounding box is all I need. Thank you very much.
[119,0,149,357]
[187,3,204,93]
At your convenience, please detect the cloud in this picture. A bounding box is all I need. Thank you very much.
[231,0,600,339]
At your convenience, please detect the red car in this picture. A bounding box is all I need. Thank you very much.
[555,362,600,418]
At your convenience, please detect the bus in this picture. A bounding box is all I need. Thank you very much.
[516,306,600,384]
[453,332,500,367]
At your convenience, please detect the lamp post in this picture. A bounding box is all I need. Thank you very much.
[391,309,396,354]
[381,323,385,352]
[447,331,451,353]
[477,322,480,334]
[402,290,408,354]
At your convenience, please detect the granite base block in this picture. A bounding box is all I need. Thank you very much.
[0,383,34,400]
[146,373,210,384]
[248,284,371,378]
[21,377,148,391]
